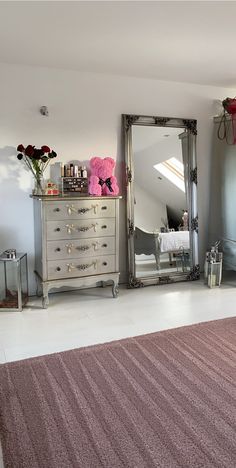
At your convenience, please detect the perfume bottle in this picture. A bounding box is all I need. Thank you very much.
[74,165,78,177]
[82,166,87,178]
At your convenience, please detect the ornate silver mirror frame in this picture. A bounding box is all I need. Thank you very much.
[123,114,199,287]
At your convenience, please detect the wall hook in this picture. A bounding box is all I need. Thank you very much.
[40,106,49,116]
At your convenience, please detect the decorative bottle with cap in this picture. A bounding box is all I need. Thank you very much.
[82,166,87,178]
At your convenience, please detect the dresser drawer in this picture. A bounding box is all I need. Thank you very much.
[47,236,116,260]
[47,255,116,280]
[45,199,116,221]
[46,218,115,240]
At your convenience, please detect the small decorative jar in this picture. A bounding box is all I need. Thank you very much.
[204,242,223,288]
[0,251,28,311]
[44,181,59,196]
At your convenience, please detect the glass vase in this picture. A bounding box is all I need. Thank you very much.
[33,175,44,196]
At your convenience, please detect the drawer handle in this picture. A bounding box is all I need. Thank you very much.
[101,225,107,229]
[66,204,98,215]
[66,204,77,215]
[101,206,107,210]
[78,223,98,232]
[92,204,98,214]
[56,247,61,252]
[56,228,61,232]
[76,242,99,252]
[56,267,61,272]
[103,262,107,266]
[76,261,97,271]
[66,224,75,234]
[54,208,60,212]
[67,263,76,273]
[78,208,90,214]
[102,243,107,248]
[76,244,90,251]
[66,243,74,254]
[77,204,99,215]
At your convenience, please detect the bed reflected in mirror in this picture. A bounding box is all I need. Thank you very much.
[123,114,199,287]
[133,126,190,277]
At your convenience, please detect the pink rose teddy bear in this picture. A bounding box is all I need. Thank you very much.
[89,157,119,196]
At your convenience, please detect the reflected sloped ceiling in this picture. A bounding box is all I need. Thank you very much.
[133,126,187,224]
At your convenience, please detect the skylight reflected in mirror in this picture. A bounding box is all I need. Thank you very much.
[154,157,185,192]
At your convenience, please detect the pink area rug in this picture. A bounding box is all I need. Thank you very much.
[0,317,236,468]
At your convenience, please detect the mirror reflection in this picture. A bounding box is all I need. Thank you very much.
[132,126,190,277]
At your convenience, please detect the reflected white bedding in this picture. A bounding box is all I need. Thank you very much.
[159,231,190,253]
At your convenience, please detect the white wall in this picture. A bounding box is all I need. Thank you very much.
[0,62,235,293]
[134,184,167,232]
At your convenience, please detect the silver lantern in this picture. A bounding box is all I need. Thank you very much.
[0,250,28,311]
[204,242,223,288]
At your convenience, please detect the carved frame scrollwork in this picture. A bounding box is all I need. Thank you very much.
[127,167,132,184]
[187,264,200,281]
[128,274,144,288]
[153,117,170,126]
[183,119,197,135]
[124,115,140,132]
[190,167,198,184]
[128,219,134,237]
[123,114,199,288]
[191,216,199,233]
[158,276,173,285]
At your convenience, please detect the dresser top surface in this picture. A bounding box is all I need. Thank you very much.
[31,195,122,201]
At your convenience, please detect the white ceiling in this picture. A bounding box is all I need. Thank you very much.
[0,1,236,87]
[132,126,182,154]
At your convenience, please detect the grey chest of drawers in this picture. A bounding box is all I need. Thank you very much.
[33,195,121,308]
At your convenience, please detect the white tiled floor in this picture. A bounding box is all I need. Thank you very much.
[1,277,236,364]
[0,277,236,468]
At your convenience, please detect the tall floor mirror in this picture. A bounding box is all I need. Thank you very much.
[123,115,199,287]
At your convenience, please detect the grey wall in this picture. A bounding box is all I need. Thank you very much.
[0,62,235,292]
[134,184,167,232]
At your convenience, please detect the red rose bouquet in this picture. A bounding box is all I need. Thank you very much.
[17,144,57,193]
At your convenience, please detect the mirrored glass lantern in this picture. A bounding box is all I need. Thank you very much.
[175,250,190,272]
[204,251,223,288]
[0,251,28,311]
